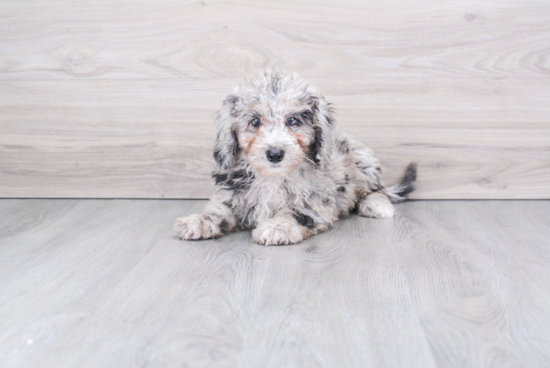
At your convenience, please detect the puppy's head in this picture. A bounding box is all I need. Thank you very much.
[213,70,335,177]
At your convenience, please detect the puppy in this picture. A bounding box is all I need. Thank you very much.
[174,70,416,245]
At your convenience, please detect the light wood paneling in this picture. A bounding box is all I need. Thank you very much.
[1,77,549,198]
[1,199,550,367]
[1,0,549,80]
[0,0,549,198]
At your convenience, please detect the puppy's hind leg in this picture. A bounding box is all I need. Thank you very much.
[343,136,394,218]
[357,192,395,219]
[174,191,238,240]
[357,163,417,219]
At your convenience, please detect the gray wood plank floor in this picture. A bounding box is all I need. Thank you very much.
[1,199,549,367]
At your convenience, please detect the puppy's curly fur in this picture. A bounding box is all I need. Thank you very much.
[174,70,417,245]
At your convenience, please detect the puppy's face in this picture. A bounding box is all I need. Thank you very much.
[213,71,333,176]
[234,96,317,177]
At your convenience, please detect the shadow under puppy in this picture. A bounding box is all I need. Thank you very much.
[174,70,416,245]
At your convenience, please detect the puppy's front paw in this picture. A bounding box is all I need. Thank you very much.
[252,218,307,246]
[358,192,395,219]
[173,214,221,240]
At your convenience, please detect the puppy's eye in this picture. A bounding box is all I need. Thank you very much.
[250,118,261,127]
[286,117,300,126]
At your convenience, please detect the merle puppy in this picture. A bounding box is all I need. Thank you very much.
[174,70,416,245]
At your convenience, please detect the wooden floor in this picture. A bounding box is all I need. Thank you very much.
[1,199,549,367]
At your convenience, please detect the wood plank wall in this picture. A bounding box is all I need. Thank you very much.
[1,0,549,199]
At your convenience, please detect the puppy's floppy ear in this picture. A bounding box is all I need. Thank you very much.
[213,95,240,170]
[308,94,336,168]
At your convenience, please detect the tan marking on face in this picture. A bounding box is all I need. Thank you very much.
[293,133,308,153]
[243,136,254,153]
[243,128,261,153]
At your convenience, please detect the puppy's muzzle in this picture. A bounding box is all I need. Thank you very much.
[266,149,285,163]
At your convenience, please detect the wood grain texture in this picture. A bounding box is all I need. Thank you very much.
[0,199,549,367]
[1,77,549,199]
[0,0,549,199]
[1,0,549,80]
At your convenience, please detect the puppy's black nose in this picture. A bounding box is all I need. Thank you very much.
[266,149,284,163]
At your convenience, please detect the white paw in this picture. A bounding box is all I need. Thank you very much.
[173,214,221,240]
[252,218,307,246]
[358,192,395,219]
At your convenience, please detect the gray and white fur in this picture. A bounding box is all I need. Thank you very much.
[174,70,417,245]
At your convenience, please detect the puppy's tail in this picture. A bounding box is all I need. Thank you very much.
[385,163,417,203]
